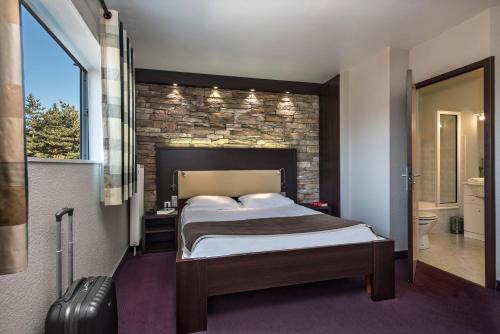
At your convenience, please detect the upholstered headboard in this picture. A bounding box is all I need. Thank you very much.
[156,147,297,208]
[176,170,281,199]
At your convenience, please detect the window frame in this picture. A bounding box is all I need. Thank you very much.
[21,2,89,160]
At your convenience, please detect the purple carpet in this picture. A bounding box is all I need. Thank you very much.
[115,252,500,334]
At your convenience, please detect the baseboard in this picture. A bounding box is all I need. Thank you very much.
[111,247,129,279]
[395,250,408,259]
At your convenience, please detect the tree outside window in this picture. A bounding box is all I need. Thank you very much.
[21,4,88,160]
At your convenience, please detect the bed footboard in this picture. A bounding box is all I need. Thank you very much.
[176,259,207,334]
[176,239,395,334]
[368,239,395,301]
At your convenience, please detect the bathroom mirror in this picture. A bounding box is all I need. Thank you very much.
[477,118,484,177]
[438,113,459,204]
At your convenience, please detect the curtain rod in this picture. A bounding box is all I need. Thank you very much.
[99,0,112,19]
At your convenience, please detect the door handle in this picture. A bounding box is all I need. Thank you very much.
[402,170,421,190]
[402,172,420,178]
[402,168,411,191]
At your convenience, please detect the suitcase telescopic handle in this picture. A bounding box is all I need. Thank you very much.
[54,208,74,298]
[55,208,74,221]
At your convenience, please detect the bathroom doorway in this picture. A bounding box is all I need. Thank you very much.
[406,58,496,288]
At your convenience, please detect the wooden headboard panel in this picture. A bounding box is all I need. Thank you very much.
[156,147,297,208]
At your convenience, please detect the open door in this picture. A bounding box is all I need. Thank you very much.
[406,70,418,282]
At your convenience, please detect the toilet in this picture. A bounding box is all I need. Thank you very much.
[418,211,438,249]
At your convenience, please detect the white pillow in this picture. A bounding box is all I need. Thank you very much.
[238,193,294,208]
[186,196,239,209]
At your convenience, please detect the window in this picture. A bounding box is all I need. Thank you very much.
[21,4,89,160]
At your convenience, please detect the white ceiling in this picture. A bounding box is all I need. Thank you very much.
[107,0,500,83]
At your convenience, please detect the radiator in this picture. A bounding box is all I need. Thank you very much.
[130,165,144,253]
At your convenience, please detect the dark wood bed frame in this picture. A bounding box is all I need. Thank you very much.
[156,148,395,334]
[176,238,394,333]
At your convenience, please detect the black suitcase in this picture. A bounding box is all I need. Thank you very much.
[45,208,118,334]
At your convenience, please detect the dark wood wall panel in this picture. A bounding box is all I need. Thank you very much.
[156,148,297,208]
[136,68,322,95]
[319,75,341,216]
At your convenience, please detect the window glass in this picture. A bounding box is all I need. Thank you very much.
[21,5,88,159]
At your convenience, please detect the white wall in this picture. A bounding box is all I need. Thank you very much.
[409,10,491,83]
[341,49,392,238]
[71,0,100,39]
[339,72,350,217]
[409,6,500,280]
[0,162,128,334]
[389,49,410,251]
[340,48,408,250]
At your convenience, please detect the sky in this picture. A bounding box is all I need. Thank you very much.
[21,5,81,111]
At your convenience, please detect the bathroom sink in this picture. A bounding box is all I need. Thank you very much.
[466,178,484,197]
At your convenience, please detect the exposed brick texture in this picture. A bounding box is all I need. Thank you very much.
[136,84,319,211]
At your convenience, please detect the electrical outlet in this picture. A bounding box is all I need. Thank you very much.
[171,195,178,208]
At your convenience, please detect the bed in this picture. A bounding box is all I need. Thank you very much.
[181,202,382,259]
[156,148,395,334]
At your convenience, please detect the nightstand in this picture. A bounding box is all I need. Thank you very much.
[142,210,178,253]
[301,203,333,215]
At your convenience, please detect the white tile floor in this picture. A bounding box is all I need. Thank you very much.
[418,233,485,286]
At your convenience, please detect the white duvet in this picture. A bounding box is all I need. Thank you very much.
[181,203,381,259]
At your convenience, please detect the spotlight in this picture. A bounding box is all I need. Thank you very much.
[479,114,486,121]
[173,83,178,87]
[213,86,218,90]
[285,91,290,94]
[250,89,255,92]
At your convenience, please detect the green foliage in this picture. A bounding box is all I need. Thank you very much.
[25,93,80,159]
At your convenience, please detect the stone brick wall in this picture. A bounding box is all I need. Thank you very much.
[136,84,319,211]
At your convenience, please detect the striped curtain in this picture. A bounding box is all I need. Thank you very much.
[0,0,27,274]
[100,10,136,205]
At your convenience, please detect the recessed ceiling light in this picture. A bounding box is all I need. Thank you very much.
[173,83,178,87]
[285,91,290,94]
[213,86,218,89]
[250,89,255,92]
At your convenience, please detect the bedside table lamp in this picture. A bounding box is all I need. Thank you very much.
[169,170,184,208]
[280,168,286,196]
[169,170,184,192]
